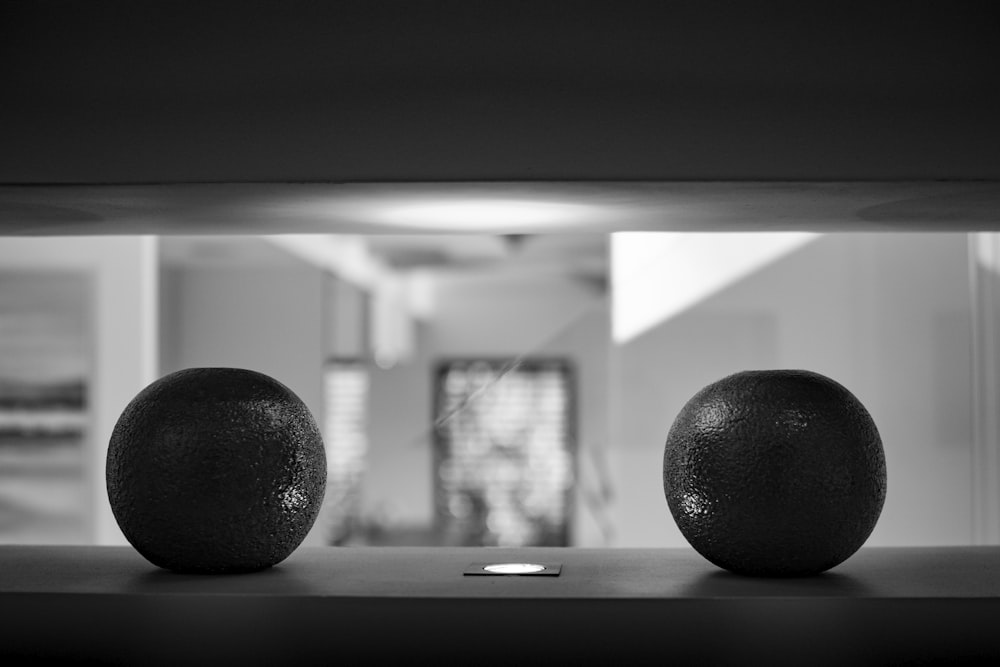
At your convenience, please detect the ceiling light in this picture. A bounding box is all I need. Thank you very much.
[376,199,591,231]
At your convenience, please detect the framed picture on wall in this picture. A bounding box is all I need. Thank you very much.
[0,272,90,544]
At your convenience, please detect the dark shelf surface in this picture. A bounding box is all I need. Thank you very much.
[1,544,998,600]
[2,545,999,665]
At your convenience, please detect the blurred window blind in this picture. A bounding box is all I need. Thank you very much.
[433,359,575,547]
[321,359,369,544]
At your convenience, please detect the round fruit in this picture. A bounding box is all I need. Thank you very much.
[106,367,327,574]
[662,369,886,577]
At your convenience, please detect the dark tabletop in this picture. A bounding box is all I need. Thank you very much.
[2,545,999,665]
[0,545,996,599]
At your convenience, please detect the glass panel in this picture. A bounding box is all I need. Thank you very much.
[0,232,982,548]
[158,234,609,547]
[610,232,973,548]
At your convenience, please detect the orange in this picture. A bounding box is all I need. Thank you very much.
[663,369,886,576]
[106,367,326,573]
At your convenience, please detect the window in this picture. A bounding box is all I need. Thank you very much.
[433,359,575,546]
[320,359,369,545]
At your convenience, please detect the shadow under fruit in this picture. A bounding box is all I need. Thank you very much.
[106,367,327,574]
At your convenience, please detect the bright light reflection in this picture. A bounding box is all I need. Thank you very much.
[483,563,546,574]
[611,232,821,343]
[378,200,590,230]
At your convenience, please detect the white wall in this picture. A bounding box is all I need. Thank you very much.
[160,266,324,418]
[612,233,973,547]
[0,237,158,545]
[361,270,612,546]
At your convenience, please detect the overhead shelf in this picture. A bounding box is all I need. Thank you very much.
[3,4,999,185]
[2,181,999,235]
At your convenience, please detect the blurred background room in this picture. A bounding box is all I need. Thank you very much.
[0,231,984,549]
